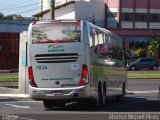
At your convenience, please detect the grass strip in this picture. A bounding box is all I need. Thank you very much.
[128,73,160,79]
[0,76,18,82]
[0,73,160,82]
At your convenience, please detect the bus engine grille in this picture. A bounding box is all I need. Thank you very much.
[35,53,78,63]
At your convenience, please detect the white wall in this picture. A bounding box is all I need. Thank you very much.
[150,23,160,29]
[121,8,134,13]
[40,0,105,26]
[43,12,51,20]
[150,9,160,13]
[135,9,148,13]
[135,22,147,29]
[75,1,105,26]
[55,3,76,20]
[40,0,50,12]
[54,1,105,26]
[55,0,90,6]
[121,21,133,28]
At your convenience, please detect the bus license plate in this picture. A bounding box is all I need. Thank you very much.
[52,91,63,96]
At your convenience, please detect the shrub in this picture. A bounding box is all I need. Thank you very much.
[135,48,145,58]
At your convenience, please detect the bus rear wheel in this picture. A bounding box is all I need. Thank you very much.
[90,83,103,109]
[43,100,53,109]
[116,82,126,101]
[43,100,65,109]
[102,82,107,105]
[96,83,103,108]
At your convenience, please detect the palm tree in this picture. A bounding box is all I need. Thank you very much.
[147,39,159,58]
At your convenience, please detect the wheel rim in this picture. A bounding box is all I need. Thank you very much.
[131,66,135,70]
[153,66,157,70]
[102,93,106,105]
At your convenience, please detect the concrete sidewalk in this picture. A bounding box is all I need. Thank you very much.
[0,87,18,94]
[0,70,28,98]
[0,87,29,98]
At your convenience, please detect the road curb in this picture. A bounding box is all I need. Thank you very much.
[127,90,159,94]
[128,78,160,80]
[0,69,18,73]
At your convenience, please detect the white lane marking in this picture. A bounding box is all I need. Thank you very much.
[0,100,41,104]
[0,94,29,98]
[17,117,35,120]
[127,90,158,94]
[5,104,30,108]
[1,115,35,120]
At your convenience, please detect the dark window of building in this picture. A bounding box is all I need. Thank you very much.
[135,14,147,21]
[129,37,149,49]
[150,14,160,22]
[128,37,150,58]
[121,13,134,21]
[108,12,117,17]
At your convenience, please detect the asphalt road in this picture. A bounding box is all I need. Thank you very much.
[0,79,160,120]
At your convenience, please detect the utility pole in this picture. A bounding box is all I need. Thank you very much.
[41,0,43,20]
[92,14,95,25]
[41,0,43,13]
[50,0,55,20]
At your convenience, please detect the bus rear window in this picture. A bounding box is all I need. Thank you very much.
[32,22,81,44]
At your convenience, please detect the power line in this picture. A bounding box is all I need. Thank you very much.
[0,1,41,17]
[13,8,39,15]
[0,0,37,8]
[0,2,39,12]
[22,0,36,4]
[7,4,50,16]
[0,0,50,17]
[0,2,49,13]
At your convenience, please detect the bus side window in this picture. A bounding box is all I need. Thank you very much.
[89,27,96,58]
[89,28,93,47]
[104,35,112,58]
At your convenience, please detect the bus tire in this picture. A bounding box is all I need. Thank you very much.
[102,82,107,105]
[43,100,65,109]
[122,82,126,96]
[97,82,103,108]
[116,82,125,101]
[43,100,54,109]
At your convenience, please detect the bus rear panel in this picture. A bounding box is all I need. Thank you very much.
[28,20,90,101]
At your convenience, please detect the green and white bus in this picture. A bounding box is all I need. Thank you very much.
[27,20,127,109]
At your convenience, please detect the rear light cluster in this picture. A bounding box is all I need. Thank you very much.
[77,64,89,86]
[28,66,38,87]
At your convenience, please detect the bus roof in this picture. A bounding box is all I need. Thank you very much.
[85,21,121,41]
[31,20,81,25]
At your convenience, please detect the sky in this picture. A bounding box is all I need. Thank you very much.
[0,0,39,17]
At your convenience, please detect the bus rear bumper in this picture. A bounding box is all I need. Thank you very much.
[29,85,90,100]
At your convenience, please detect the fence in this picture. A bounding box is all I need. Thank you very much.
[0,32,19,69]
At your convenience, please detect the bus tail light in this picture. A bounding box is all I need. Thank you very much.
[28,66,38,87]
[77,64,89,86]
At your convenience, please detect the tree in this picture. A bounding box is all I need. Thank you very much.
[4,15,14,20]
[0,12,4,20]
[147,39,159,58]
[135,48,146,58]
[0,12,36,21]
